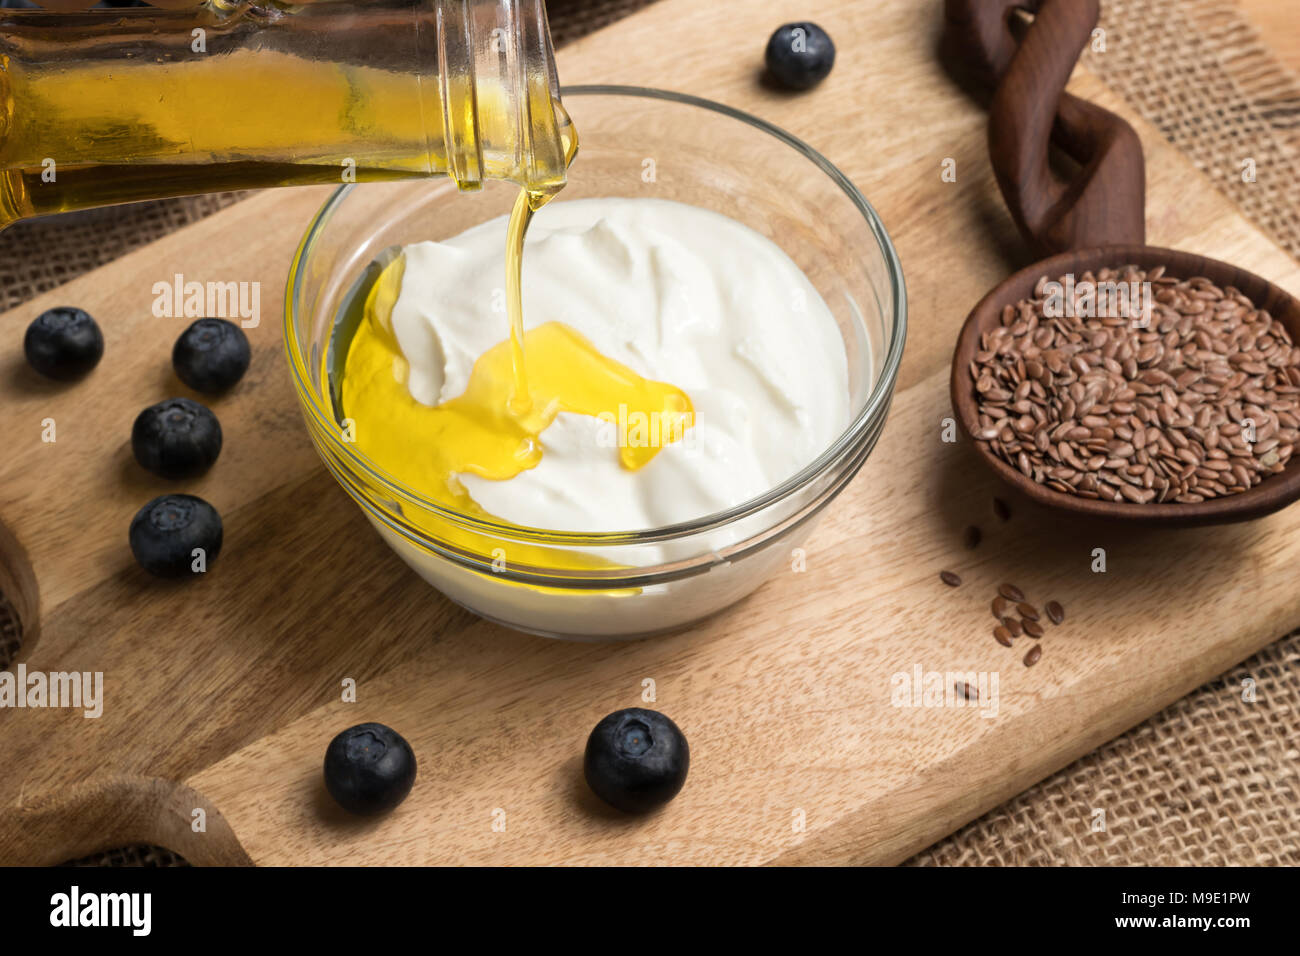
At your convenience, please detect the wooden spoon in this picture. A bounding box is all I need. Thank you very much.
[944,0,1300,526]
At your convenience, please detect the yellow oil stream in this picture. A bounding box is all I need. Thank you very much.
[338,191,696,548]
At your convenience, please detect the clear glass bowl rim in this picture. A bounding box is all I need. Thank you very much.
[284,84,908,548]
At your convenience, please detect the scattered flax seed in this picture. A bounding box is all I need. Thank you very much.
[998,583,1025,602]
[964,525,983,549]
[992,596,1009,618]
[1024,619,1045,639]
[1045,600,1065,625]
[994,625,1013,647]
[992,497,1012,521]
[1005,618,1023,637]
[969,266,1300,504]
[940,570,962,587]
[957,682,979,701]
[1017,602,1040,621]
[1024,644,1042,667]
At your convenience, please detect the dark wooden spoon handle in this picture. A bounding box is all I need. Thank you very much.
[942,0,1146,254]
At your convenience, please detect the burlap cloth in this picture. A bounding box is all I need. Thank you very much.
[2,0,1296,867]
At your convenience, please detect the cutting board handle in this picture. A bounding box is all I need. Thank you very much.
[941,0,1146,254]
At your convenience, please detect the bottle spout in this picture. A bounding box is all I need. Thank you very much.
[432,0,573,195]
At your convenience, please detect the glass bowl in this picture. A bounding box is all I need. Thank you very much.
[285,85,907,640]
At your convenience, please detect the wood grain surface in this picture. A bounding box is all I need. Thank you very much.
[2,0,1300,866]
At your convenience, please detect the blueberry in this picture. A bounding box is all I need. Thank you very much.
[583,708,689,814]
[172,318,250,393]
[131,397,222,479]
[129,494,222,578]
[764,22,836,91]
[324,723,417,816]
[23,307,104,381]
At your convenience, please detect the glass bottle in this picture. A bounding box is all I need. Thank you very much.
[0,0,574,229]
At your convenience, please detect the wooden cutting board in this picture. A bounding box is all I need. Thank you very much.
[2,0,1298,866]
